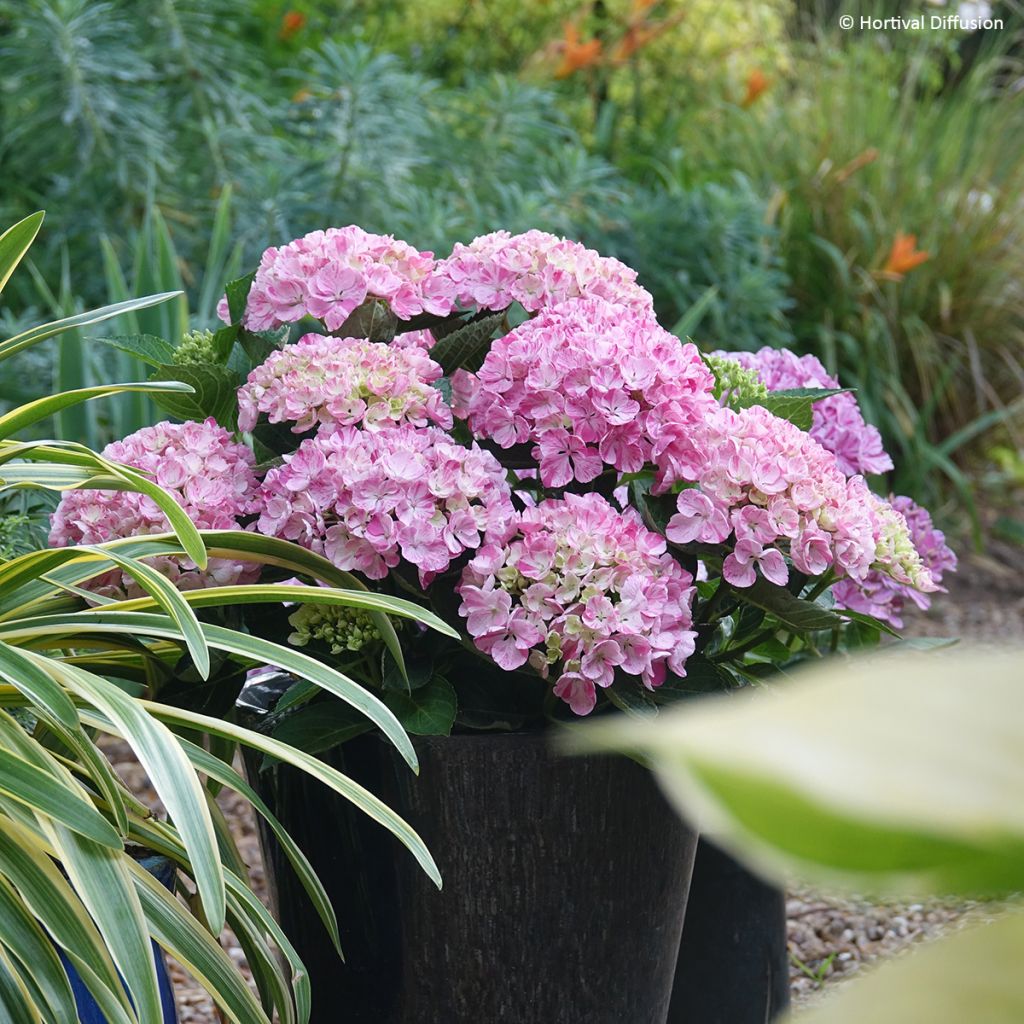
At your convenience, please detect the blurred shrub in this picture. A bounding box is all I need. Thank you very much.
[587,172,794,348]
[669,25,1024,509]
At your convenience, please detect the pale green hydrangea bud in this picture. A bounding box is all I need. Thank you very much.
[704,354,769,410]
[174,329,218,365]
[287,603,382,655]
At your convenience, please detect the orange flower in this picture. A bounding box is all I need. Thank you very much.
[279,10,306,41]
[881,233,930,278]
[741,67,770,108]
[291,87,313,103]
[555,22,603,78]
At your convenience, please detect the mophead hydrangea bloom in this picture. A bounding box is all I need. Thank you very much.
[452,296,717,488]
[834,495,956,627]
[236,226,453,332]
[663,404,935,592]
[49,419,260,596]
[237,334,452,435]
[714,346,893,477]
[431,229,654,315]
[254,424,515,586]
[457,493,697,716]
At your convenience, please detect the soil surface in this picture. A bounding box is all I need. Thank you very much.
[109,538,1023,1021]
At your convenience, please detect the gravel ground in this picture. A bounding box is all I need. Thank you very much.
[110,538,1023,1020]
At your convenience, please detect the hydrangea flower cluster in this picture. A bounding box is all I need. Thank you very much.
[714,346,893,477]
[432,229,654,315]
[834,496,956,627]
[457,493,697,716]
[452,296,717,488]
[237,334,452,435]
[49,419,260,596]
[237,226,453,332]
[254,424,515,586]
[664,404,936,591]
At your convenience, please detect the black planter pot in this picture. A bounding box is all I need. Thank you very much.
[241,712,698,1024]
[668,837,790,1024]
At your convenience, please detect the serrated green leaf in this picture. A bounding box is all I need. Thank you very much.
[383,675,456,736]
[92,334,177,368]
[654,655,736,704]
[743,388,850,432]
[149,363,241,427]
[225,272,255,325]
[733,575,844,632]
[381,648,433,693]
[239,325,288,369]
[428,311,506,374]
[269,701,371,757]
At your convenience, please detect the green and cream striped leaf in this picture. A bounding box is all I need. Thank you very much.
[29,656,226,934]
[2,611,419,772]
[0,212,44,296]
[79,700,440,888]
[43,824,163,1024]
[0,946,43,1024]
[0,382,195,441]
[127,861,273,1024]
[0,818,135,1022]
[177,735,340,957]
[0,875,78,1024]
[0,292,183,364]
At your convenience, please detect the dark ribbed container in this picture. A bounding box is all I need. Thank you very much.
[244,727,698,1024]
[668,837,790,1024]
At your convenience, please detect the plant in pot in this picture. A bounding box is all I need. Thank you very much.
[57,224,954,1023]
[0,213,452,1023]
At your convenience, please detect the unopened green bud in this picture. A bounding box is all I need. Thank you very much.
[287,603,383,655]
[174,329,219,366]
[704,354,769,410]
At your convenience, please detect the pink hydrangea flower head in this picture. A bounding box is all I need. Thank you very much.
[457,493,697,716]
[834,495,955,627]
[431,230,655,315]
[235,227,454,332]
[713,346,893,477]
[237,334,452,435]
[453,296,717,488]
[254,424,515,587]
[662,405,940,602]
[49,419,260,596]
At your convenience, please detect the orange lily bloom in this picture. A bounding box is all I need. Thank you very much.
[555,23,603,78]
[279,10,306,41]
[741,67,770,108]
[882,233,930,277]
